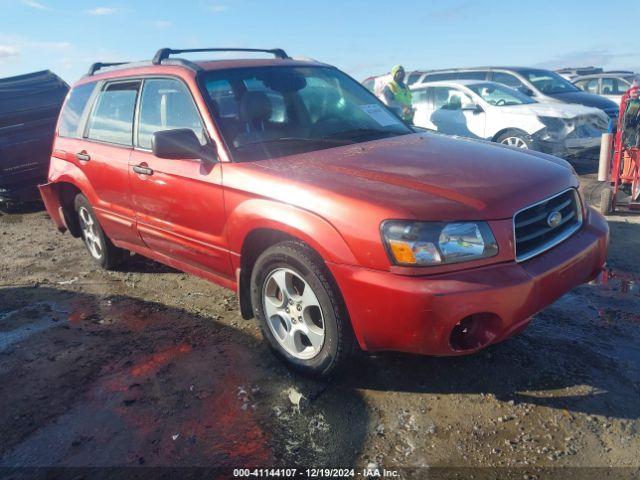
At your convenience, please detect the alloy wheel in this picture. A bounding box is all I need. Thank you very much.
[500,136,529,149]
[78,206,103,259]
[262,267,325,360]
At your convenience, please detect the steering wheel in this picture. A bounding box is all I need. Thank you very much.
[495,98,507,106]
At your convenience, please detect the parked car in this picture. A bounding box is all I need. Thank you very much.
[556,66,603,81]
[0,70,69,209]
[40,48,609,377]
[411,80,608,157]
[573,72,639,105]
[409,67,620,121]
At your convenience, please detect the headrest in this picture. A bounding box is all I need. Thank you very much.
[240,91,272,123]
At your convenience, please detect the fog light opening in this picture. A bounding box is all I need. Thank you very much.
[449,313,502,352]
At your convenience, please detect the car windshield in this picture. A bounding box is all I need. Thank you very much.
[467,82,534,106]
[520,69,580,94]
[200,66,412,162]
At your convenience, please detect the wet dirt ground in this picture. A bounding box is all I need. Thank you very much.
[0,159,639,478]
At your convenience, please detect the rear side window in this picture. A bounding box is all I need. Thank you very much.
[423,72,456,82]
[58,82,96,138]
[457,71,486,80]
[137,78,206,150]
[86,81,140,146]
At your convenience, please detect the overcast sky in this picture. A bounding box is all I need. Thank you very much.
[1,0,639,83]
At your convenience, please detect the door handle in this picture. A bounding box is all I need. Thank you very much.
[133,164,154,176]
[76,151,91,162]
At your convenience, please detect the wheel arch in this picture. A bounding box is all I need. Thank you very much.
[228,199,358,320]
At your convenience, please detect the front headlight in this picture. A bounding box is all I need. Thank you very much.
[381,221,498,266]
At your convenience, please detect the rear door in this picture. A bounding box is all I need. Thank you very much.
[57,79,142,246]
[128,77,232,277]
[411,87,435,129]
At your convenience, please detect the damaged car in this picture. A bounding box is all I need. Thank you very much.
[0,70,69,209]
[39,48,608,377]
[411,80,609,157]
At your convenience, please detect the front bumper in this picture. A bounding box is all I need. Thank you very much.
[328,207,608,356]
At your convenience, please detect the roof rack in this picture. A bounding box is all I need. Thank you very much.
[87,62,129,76]
[152,47,289,65]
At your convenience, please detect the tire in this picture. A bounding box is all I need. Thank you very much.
[74,194,127,270]
[600,187,613,215]
[250,240,355,378]
[496,129,535,150]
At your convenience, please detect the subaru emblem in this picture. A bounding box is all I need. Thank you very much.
[547,211,562,228]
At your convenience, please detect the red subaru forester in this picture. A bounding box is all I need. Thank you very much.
[40,48,609,377]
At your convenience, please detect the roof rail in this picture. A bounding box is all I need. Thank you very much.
[152,47,289,65]
[87,62,128,76]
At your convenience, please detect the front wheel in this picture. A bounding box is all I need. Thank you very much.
[250,240,355,377]
[496,130,534,150]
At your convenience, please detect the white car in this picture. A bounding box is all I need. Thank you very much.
[410,80,609,157]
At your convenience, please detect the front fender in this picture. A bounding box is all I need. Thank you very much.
[226,198,358,266]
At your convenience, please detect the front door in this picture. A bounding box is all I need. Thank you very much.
[129,77,232,278]
[428,86,486,139]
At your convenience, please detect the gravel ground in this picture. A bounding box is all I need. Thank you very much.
[0,159,639,478]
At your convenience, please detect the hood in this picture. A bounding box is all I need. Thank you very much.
[499,101,606,119]
[245,132,577,222]
[547,90,619,112]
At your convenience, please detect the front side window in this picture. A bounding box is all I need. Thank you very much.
[86,81,140,145]
[200,66,412,162]
[431,86,473,110]
[601,78,625,95]
[519,69,580,94]
[412,88,428,105]
[492,72,524,89]
[137,78,206,150]
[468,83,535,106]
[58,82,96,138]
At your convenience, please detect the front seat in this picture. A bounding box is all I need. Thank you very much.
[233,91,281,147]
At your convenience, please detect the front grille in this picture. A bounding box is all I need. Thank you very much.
[514,189,583,262]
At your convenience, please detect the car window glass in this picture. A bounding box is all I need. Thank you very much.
[86,81,139,145]
[432,87,472,110]
[406,72,421,85]
[601,78,625,95]
[584,79,599,94]
[457,71,486,80]
[244,78,287,123]
[201,66,411,162]
[492,72,524,89]
[412,88,428,104]
[423,72,456,82]
[58,82,96,138]
[468,83,534,105]
[575,80,588,91]
[137,78,206,150]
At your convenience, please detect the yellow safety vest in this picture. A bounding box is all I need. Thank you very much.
[388,80,412,107]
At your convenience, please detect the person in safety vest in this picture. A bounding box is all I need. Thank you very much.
[380,65,414,123]
[623,84,640,148]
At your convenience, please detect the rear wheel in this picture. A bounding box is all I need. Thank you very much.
[250,240,355,377]
[74,194,127,270]
[496,129,534,150]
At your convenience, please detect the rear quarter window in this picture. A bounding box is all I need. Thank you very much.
[58,82,96,138]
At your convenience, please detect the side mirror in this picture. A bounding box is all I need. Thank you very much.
[518,86,534,96]
[463,103,483,113]
[152,128,216,162]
